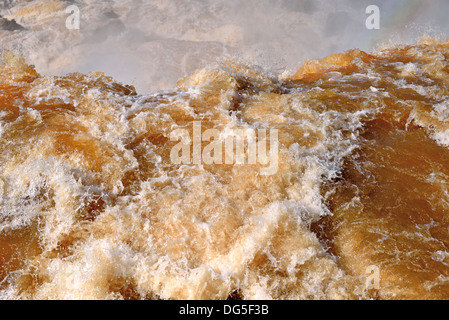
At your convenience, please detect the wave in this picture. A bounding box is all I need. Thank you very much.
[1,37,449,299]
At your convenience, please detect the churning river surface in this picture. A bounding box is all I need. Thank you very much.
[1,0,449,300]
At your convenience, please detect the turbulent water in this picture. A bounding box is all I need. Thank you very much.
[2,0,449,300]
[1,37,449,300]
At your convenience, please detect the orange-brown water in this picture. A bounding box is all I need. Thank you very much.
[1,39,449,299]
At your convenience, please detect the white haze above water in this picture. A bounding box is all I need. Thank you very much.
[0,0,449,93]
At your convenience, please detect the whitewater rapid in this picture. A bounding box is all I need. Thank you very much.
[1,0,449,300]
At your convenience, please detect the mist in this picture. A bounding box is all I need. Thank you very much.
[1,0,449,93]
